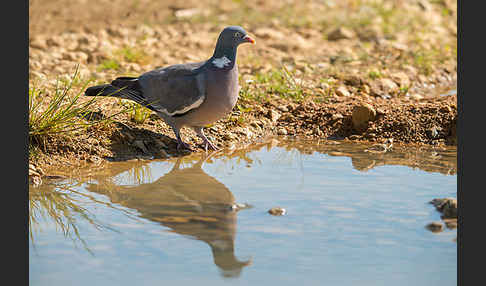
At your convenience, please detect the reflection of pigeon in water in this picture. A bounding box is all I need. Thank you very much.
[86,153,251,277]
[85,26,255,151]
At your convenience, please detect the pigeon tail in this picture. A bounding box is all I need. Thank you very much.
[85,77,139,97]
[84,84,123,97]
[84,77,159,112]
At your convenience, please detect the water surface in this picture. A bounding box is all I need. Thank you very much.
[29,139,457,285]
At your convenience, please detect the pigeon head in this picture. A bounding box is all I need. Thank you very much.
[211,26,255,68]
[218,26,255,47]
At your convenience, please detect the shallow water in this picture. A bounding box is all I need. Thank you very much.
[29,139,457,286]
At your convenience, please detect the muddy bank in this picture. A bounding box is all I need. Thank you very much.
[28,91,456,171]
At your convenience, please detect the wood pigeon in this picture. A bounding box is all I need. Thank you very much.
[85,26,255,152]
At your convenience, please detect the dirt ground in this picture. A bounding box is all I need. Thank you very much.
[28,0,457,173]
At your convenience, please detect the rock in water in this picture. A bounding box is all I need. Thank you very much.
[268,207,286,216]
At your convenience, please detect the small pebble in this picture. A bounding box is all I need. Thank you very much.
[268,109,281,122]
[425,222,443,233]
[335,86,351,97]
[352,103,376,132]
[430,197,457,218]
[230,203,252,211]
[277,128,288,135]
[331,113,344,121]
[268,207,286,216]
[444,219,458,229]
[410,94,424,100]
[29,176,42,187]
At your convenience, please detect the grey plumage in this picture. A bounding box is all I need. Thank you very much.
[85,26,255,151]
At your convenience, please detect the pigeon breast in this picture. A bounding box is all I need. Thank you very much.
[178,65,239,127]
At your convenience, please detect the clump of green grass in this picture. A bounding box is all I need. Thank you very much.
[98,58,121,71]
[398,85,410,97]
[254,66,306,101]
[239,79,268,103]
[118,99,153,124]
[97,46,150,72]
[412,50,435,75]
[368,70,382,79]
[29,68,97,145]
[239,64,327,104]
[117,46,150,64]
[228,103,253,126]
[29,67,130,157]
[131,104,152,124]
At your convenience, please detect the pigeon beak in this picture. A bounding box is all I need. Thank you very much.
[243,35,255,44]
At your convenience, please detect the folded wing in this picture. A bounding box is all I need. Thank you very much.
[136,61,207,117]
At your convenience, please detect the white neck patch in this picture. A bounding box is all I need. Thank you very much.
[212,56,231,68]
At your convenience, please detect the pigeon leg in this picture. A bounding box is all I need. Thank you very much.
[172,126,193,151]
[177,136,193,151]
[193,127,219,151]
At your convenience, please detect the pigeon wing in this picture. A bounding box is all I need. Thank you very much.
[137,61,207,117]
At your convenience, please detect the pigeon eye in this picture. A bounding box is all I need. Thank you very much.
[234,32,241,38]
